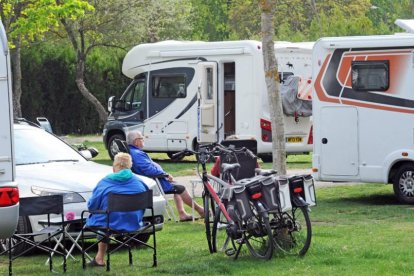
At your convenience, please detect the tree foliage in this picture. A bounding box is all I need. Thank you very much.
[1,0,92,45]
[0,0,92,118]
[228,0,374,41]
[369,0,414,34]
[189,0,230,41]
[20,41,128,134]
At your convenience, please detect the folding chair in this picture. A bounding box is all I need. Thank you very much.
[113,139,130,154]
[5,195,66,276]
[153,175,178,222]
[113,138,178,222]
[81,190,157,271]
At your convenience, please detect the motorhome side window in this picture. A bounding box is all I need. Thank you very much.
[351,60,389,91]
[206,68,213,100]
[152,75,186,98]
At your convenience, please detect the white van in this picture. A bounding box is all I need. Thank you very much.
[103,40,314,161]
[312,19,414,203]
[0,20,19,238]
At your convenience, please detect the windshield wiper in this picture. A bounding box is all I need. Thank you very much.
[47,159,80,163]
[17,159,80,165]
[17,161,49,165]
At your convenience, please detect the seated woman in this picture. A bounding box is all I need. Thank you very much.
[86,152,148,267]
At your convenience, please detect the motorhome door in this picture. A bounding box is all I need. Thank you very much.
[320,106,359,176]
[197,62,218,143]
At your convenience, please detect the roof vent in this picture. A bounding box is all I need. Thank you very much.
[395,19,414,34]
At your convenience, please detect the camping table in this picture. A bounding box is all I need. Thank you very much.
[38,216,92,264]
[190,179,203,222]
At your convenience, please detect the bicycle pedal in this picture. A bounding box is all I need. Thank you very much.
[236,238,244,244]
[225,248,235,256]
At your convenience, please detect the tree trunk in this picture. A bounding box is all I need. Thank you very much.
[259,0,287,174]
[75,56,108,125]
[10,38,22,118]
[61,19,108,127]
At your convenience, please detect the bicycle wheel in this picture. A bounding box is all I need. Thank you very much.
[204,175,232,254]
[271,206,312,256]
[203,191,214,254]
[212,206,236,255]
[244,202,274,260]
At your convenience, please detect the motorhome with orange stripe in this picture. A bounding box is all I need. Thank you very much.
[312,19,414,203]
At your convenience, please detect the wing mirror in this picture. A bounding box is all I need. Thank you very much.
[108,96,115,112]
[74,144,99,160]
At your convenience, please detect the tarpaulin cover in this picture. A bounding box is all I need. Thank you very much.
[281,76,312,117]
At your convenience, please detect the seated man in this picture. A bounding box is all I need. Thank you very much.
[127,131,204,221]
[86,152,148,267]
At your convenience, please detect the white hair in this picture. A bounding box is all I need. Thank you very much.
[126,131,143,145]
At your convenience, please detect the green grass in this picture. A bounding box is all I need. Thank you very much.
[2,184,413,275]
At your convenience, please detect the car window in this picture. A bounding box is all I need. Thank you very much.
[15,127,85,165]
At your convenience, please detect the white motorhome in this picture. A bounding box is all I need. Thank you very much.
[103,40,314,161]
[0,20,19,238]
[312,19,414,203]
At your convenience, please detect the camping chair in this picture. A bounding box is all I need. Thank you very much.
[113,139,130,154]
[81,190,157,271]
[113,138,178,222]
[149,173,178,222]
[5,195,66,276]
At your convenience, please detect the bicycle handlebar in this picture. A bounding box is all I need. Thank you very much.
[172,143,256,164]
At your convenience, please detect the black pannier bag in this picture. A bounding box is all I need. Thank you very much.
[287,174,316,206]
[260,176,280,211]
[235,175,278,213]
[275,176,292,211]
[227,185,253,222]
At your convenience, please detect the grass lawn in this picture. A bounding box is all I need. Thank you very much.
[2,183,414,275]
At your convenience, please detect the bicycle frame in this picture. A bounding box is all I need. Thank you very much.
[200,164,233,223]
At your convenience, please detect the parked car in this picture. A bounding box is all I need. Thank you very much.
[0,122,166,253]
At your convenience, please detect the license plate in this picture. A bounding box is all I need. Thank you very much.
[286,137,303,143]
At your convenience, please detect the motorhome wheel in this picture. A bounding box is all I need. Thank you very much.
[393,164,414,204]
[167,152,184,161]
[108,133,126,160]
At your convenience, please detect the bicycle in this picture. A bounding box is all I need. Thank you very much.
[250,169,313,256]
[172,144,274,260]
[213,146,314,257]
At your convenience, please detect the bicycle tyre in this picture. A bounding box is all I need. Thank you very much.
[212,206,236,255]
[244,203,274,260]
[203,192,214,254]
[204,175,231,253]
[272,206,312,256]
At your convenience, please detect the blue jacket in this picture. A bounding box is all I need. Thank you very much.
[86,169,148,232]
[129,145,174,192]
